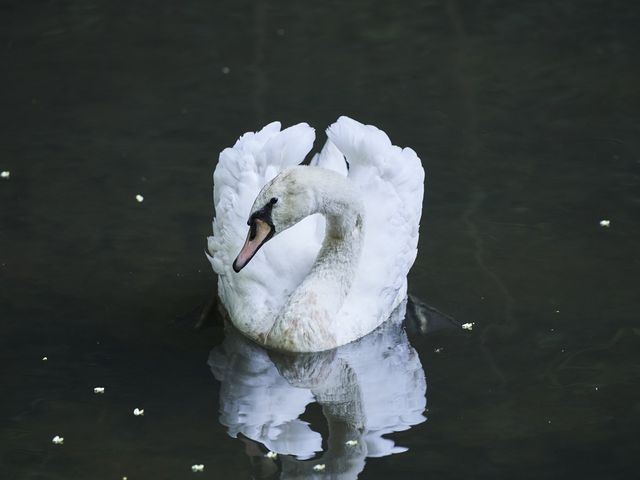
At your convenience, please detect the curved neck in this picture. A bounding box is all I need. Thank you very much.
[305,203,364,307]
[267,172,365,351]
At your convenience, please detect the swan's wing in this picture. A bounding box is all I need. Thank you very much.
[207,122,323,335]
[326,116,425,341]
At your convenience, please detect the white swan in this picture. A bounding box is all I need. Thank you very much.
[207,116,424,352]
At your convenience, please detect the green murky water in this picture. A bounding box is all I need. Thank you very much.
[2,1,639,478]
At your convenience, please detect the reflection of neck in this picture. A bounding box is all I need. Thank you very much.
[280,359,368,480]
[267,175,365,352]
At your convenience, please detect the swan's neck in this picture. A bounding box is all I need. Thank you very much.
[304,206,364,307]
[267,177,365,351]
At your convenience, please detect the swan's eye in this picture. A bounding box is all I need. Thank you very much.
[270,197,278,205]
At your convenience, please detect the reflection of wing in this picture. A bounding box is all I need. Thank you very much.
[209,300,427,468]
[327,301,427,458]
[208,332,322,459]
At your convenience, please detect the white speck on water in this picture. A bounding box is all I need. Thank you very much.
[52,435,64,445]
[599,219,610,227]
[1,171,10,179]
[595,386,599,391]
[93,387,105,394]
[276,28,285,36]
[313,464,326,472]
[135,194,144,203]
[42,356,48,361]
[461,322,474,331]
[434,347,443,353]
[221,66,230,74]
[345,439,358,446]
[555,310,560,313]
[266,451,278,459]
[133,408,144,416]
[548,420,552,424]
[191,464,204,472]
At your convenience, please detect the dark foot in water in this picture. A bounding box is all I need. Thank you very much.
[173,292,221,331]
[195,294,219,330]
[406,294,463,336]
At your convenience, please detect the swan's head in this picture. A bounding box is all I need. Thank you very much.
[233,168,316,272]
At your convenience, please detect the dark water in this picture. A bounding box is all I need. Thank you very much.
[2,0,639,478]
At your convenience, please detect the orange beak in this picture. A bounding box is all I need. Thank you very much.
[233,218,274,272]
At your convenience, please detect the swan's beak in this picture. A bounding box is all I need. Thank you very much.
[233,218,274,272]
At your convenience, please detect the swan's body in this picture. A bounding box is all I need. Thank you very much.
[207,116,424,352]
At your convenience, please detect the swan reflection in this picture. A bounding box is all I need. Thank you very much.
[208,301,427,479]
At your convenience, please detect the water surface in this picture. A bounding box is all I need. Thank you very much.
[1,1,639,478]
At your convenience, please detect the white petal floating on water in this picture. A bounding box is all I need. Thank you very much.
[313,464,326,472]
[599,219,610,227]
[265,451,278,459]
[461,322,474,331]
[93,387,105,394]
[42,356,48,361]
[52,435,64,445]
[135,194,144,203]
[1,171,10,179]
[133,408,144,416]
[191,464,205,472]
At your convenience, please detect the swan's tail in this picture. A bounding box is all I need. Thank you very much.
[309,138,348,176]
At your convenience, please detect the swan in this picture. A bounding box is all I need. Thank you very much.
[207,116,424,352]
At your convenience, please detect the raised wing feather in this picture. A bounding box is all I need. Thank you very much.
[326,116,425,342]
[207,122,323,335]
[309,137,348,176]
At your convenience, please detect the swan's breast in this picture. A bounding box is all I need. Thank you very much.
[265,291,338,352]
